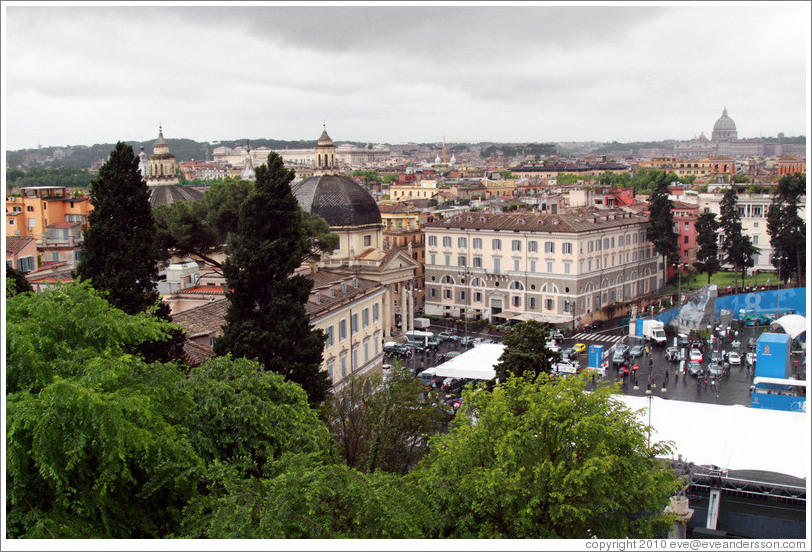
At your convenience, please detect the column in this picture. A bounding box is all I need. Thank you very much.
[383,285,391,338]
[401,284,407,335]
[408,286,414,332]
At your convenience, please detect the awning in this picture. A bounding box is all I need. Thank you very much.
[510,312,572,324]
[492,311,515,320]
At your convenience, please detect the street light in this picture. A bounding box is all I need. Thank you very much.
[646,388,653,448]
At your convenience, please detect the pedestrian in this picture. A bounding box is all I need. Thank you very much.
[704,374,708,389]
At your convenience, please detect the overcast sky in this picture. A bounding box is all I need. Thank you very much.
[2,2,810,150]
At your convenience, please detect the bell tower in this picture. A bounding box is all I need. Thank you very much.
[314,125,337,176]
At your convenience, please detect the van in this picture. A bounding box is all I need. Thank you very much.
[417,367,440,388]
[405,330,439,348]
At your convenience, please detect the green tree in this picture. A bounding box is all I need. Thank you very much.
[693,212,721,284]
[5,282,202,538]
[321,366,449,474]
[494,320,560,381]
[382,173,400,184]
[213,152,329,405]
[76,142,160,315]
[414,374,680,538]
[6,266,33,297]
[499,170,514,179]
[646,173,678,288]
[720,186,758,290]
[767,173,806,286]
[556,172,581,185]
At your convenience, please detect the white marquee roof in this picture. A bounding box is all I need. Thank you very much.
[769,314,807,340]
[617,395,809,480]
[433,344,504,380]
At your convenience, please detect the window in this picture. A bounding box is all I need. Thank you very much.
[458,255,467,267]
[511,239,521,252]
[588,259,592,271]
[443,289,452,299]
[474,291,483,302]
[545,298,554,310]
[633,250,638,262]
[564,262,571,274]
[353,348,358,372]
[528,240,538,253]
[351,313,359,333]
[473,256,482,268]
[513,259,520,271]
[430,253,436,265]
[325,325,334,347]
[430,288,437,298]
[684,235,689,244]
[546,261,553,273]
[492,238,502,250]
[442,236,452,247]
[752,206,762,217]
[74,250,83,262]
[509,281,524,290]
[364,235,372,247]
[753,222,759,228]
[596,239,602,251]
[596,257,601,269]
[441,275,455,284]
[428,235,437,246]
[17,256,35,273]
[619,235,624,247]
[458,237,467,248]
[493,258,501,274]
[529,259,536,273]
[473,237,482,249]
[529,297,537,309]
[512,296,521,308]
[375,335,380,355]
[364,340,370,363]
[562,242,573,254]
[588,241,594,253]
[373,302,380,322]
[611,237,615,248]
[445,254,451,266]
[752,235,758,245]
[8,219,13,226]
[458,290,466,301]
[604,238,610,249]
[362,307,369,328]
[27,218,36,229]
[27,206,34,212]
[633,233,638,244]
[339,319,347,340]
[544,241,555,253]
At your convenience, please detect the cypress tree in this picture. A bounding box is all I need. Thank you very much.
[213,152,329,405]
[694,212,721,284]
[767,173,805,286]
[720,186,758,290]
[646,173,678,287]
[76,142,160,315]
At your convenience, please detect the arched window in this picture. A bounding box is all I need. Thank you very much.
[509,281,524,290]
[602,278,610,289]
[631,270,638,280]
[441,275,455,285]
[542,283,559,294]
[470,278,485,287]
[585,282,594,292]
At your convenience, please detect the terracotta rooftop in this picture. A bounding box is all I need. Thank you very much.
[425,210,648,233]
[171,298,229,338]
[182,340,215,367]
[6,236,35,256]
[307,273,383,319]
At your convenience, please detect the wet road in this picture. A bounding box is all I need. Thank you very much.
[388,321,770,406]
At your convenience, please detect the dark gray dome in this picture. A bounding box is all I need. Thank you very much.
[713,108,737,132]
[292,175,381,227]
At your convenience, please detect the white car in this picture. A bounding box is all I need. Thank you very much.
[727,351,741,365]
[689,348,703,363]
[545,341,561,353]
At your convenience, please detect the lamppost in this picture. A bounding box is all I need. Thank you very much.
[646,388,653,448]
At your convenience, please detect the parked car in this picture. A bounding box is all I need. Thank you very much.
[561,348,576,361]
[460,336,476,347]
[629,345,644,358]
[727,351,741,365]
[436,351,462,363]
[689,348,703,363]
[545,340,561,353]
[612,349,627,365]
[383,341,411,358]
[551,331,565,343]
[573,342,587,354]
[688,361,703,376]
[707,362,723,377]
[710,351,721,363]
[615,344,630,355]
[438,331,460,342]
[665,347,680,362]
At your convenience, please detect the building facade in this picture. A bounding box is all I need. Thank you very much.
[6,187,92,240]
[423,210,660,326]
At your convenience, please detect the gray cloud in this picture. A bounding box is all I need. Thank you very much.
[3,4,808,150]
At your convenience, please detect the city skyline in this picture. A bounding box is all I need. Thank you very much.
[2,2,810,151]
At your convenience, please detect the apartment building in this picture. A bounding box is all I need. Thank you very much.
[6,187,92,240]
[423,210,660,325]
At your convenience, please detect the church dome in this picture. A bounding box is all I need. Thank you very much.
[713,108,737,132]
[292,174,382,227]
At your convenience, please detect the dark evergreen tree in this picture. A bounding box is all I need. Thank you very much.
[75,142,160,315]
[213,152,329,405]
[494,320,560,381]
[693,212,721,284]
[720,186,758,290]
[645,173,678,287]
[6,266,33,296]
[767,173,806,286]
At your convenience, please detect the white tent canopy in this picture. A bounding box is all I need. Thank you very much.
[769,314,807,340]
[617,395,809,480]
[433,343,504,380]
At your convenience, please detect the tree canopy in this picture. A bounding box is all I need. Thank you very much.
[413,373,681,538]
[75,141,160,315]
[694,212,721,284]
[494,320,560,380]
[720,186,759,288]
[646,173,678,284]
